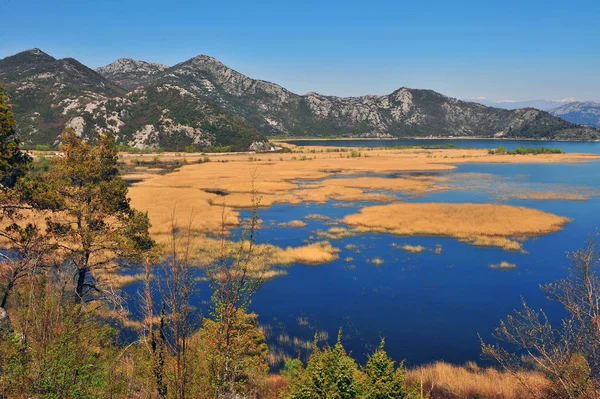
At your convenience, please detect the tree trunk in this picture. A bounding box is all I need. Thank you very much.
[75,267,87,303]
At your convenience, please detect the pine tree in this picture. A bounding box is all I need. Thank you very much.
[43,129,153,303]
[361,339,420,399]
[0,85,30,192]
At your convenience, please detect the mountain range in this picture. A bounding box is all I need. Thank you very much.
[471,98,584,111]
[0,48,598,150]
[548,102,600,128]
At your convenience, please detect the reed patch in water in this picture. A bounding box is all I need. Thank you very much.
[278,220,308,228]
[400,244,426,253]
[490,261,517,270]
[343,203,570,251]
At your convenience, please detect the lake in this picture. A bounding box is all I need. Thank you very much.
[287,138,600,155]
[122,142,600,368]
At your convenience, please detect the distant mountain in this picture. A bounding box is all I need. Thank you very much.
[472,98,582,111]
[549,102,600,128]
[1,48,598,149]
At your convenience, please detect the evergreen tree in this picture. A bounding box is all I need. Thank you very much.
[0,84,30,192]
[285,330,359,399]
[360,339,420,399]
[43,129,153,303]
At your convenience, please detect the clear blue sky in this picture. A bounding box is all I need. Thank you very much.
[2,0,599,101]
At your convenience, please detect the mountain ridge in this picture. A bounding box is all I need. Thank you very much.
[548,102,600,128]
[1,48,598,149]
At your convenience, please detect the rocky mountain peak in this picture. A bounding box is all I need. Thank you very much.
[95,58,169,90]
[0,48,56,67]
[26,48,48,56]
[97,58,168,74]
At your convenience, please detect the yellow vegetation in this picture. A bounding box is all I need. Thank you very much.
[265,241,340,266]
[343,203,570,251]
[277,220,308,228]
[401,244,426,253]
[304,214,331,221]
[406,362,549,399]
[369,257,385,266]
[316,227,355,240]
[490,261,517,270]
[509,192,589,201]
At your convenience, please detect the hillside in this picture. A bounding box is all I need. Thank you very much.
[0,49,266,151]
[549,102,600,128]
[112,54,598,140]
[1,48,598,148]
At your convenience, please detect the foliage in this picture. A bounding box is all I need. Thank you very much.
[358,339,421,399]
[0,277,121,398]
[0,84,31,191]
[508,146,563,155]
[284,331,359,399]
[285,334,422,399]
[194,311,269,397]
[40,130,154,302]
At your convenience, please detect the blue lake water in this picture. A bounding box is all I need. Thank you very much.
[287,138,600,154]
[123,153,600,368]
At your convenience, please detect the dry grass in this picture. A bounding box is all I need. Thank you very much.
[95,272,146,288]
[406,362,549,399]
[319,176,447,195]
[509,192,589,201]
[278,220,308,228]
[490,261,517,270]
[266,241,341,266]
[369,257,385,266]
[304,214,331,221]
[316,227,355,240]
[401,244,426,253]
[343,203,570,251]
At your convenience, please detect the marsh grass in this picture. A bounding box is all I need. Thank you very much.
[369,257,385,266]
[315,227,355,240]
[406,361,548,399]
[268,241,340,265]
[401,244,426,253]
[277,220,308,228]
[489,261,517,270]
[509,192,589,201]
[344,203,570,251]
[304,214,331,221]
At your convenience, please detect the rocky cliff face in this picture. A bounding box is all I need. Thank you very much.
[1,48,597,149]
[95,58,168,90]
[549,102,600,128]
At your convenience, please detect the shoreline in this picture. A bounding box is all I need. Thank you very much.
[273,136,600,143]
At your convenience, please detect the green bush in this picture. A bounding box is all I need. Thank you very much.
[508,147,563,155]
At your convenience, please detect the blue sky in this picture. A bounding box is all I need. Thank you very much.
[2,0,599,101]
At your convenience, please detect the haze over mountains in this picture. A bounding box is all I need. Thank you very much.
[472,98,581,111]
[548,102,600,128]
[0,48,598,150]
[471,98,600,128]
